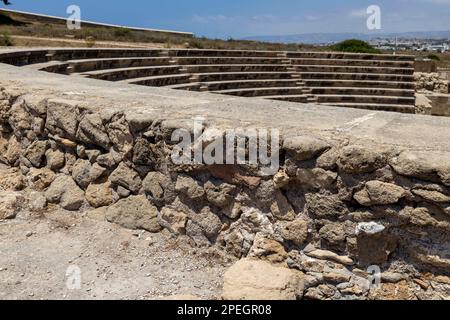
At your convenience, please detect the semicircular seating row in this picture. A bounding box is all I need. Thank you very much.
[0,48,416,113]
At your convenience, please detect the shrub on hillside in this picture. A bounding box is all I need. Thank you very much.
[427,54,440,61]
[0,32,14,46]
[330,39,382,54]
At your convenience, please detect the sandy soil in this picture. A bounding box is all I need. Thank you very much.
[0,205,234,300]
[9,35,186,49]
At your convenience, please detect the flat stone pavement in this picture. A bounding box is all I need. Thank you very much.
[1,61,450,153]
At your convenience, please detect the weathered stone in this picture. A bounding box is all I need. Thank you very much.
[28,191,47,211]
[45,175,84,211]
[270,191,296,221]
[338,146,386,174]
[24,140,48,167]
[273,171,290,189]
[297,168,337,189]
[76,113,110,149]
[208,165,261,188]
[323,272,351,284]
[71,159,92,189]
[356,227,398,265]
[175,175,205,200]
[316,147,339,171]
[4,135,22,165]
[280,219,309,246]
[106,195,162,232]
[85,149,101,163]
[390,151,450,186]
[412,188,450,203]
[160,207,187,234]
[354,181,405,206]
[142,171,175,205]
[107,114,133,154]
[249,233,288,264]
[46,99,80,140]
[319,223,347,248]
[305,193,347,219]
[409,204,450,229]
[0,191,24,219]
[89,163,107,182]
[96,153,116,168]
[45,149,65,171]
[305,249,354,266]
[85,182,114,208]
[116,185,131,198]
[204,180,236,208]
[189,207,223,239]
[0,168,26,191]
[381,272,407,283]
[369,281,417,300]
[283,136,331,161]
[109,162,142,193]
[355,222,385,236]
[28,168,55,191]
[222,258,304,300]
[132,138,155,166]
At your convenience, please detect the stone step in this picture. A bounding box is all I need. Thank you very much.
[299,72,414,82]
[261,95,311,103]
[211,87,306,97]
[80,65,183,81]
[303,79,415,89]
[182,64,290,73]
[310,87,415,97]
[316,94,416,105]
[191,72,296,82]
[295,65,414,75]
[168,79,303,91]
[169,56,287,65]
[65,57,173,73]
[285,51,414,61]
[321,102,416,113]
[167,49,285,58]
[120,74,192,86]
[290,58,414,68]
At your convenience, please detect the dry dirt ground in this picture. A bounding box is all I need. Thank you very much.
[9,35,186,49]
[0,205,234,300]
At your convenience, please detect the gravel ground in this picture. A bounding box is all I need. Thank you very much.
[0,206,234,300]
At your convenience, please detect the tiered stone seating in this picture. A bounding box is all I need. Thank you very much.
[0,48,416,113]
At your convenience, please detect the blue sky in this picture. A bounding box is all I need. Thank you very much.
[4,0,450,38]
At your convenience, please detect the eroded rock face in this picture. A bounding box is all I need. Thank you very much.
[283,136,331,161]
[354,181,406,206]
[222,258,304,300]
[1,87,449,300]
[106,195,161,233]
[109,162,142,194]
[45,175,85,211]
[0,191,24,219]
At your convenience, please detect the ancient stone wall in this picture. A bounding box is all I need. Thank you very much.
[1,81,449,300]
[415,72,449,94]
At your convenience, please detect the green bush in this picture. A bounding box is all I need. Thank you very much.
[0,32,14,46]
[427,54,440,61]
[114,27,132,38]
[330,39,382,54]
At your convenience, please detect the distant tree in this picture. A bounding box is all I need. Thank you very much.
[330,39,382,54]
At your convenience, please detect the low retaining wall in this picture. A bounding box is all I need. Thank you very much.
[1,62,449,300]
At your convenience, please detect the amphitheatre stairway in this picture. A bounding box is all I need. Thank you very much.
[1,51,450,300]
[0,48,416,113]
